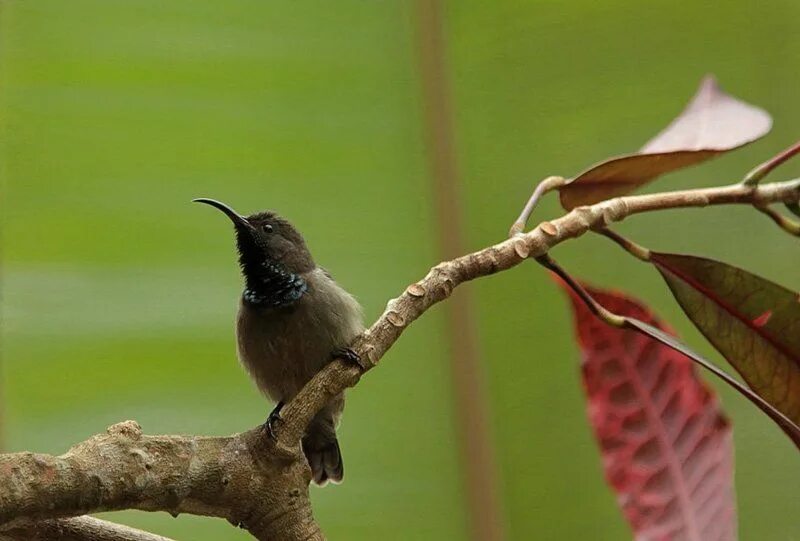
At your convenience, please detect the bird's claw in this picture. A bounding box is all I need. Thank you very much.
[263,401,285,441]
[333,347,363,369]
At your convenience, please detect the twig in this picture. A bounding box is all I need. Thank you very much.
[509,175,567,236]
[534,254,625,326]
[743,140,800,186]
[596,229,652,261]
[277,177,800,445]
[755,205,800,236]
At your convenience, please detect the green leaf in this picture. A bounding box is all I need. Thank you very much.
[652,252,800,429]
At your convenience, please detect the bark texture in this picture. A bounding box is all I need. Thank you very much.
[0,421,321,541]
[3,516,176,541]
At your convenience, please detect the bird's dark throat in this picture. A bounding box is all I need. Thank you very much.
[237,234,307,308]
[242,260,307,308]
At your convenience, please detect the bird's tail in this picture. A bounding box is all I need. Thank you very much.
[302,410,343,486]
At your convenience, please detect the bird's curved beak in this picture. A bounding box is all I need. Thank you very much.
[193,198,255,233]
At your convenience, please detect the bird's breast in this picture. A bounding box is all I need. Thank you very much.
[235,268,364,402]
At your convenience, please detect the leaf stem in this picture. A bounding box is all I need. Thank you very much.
[755,205,800,236]
[597,229,652,261]
[535,254,626,327]
[743,139,800,186]
[784,201,800,219]
[509,176,567,236]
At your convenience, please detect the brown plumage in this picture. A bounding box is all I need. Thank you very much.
[195,198,363,485]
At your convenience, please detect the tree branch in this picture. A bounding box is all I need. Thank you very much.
[2,516,176,541]
[1,178,797,540]
[276,178,800,446]
[0,421,321,541]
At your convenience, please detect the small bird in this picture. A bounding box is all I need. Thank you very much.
[194,198,364,485]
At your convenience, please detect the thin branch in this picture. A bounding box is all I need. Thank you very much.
[743,140,800,186]
[534,254,625,326]
[276,177,800,445]
[2,516,176,541]
[509,175,567,236]
[755,204,800,236]
[597,228,652,261]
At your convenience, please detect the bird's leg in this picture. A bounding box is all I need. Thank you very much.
[332,347,363,369]
[263,400,285,441]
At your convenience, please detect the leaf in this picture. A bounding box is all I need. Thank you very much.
[652,252,800,429]
[559,76,772,210]
[625,317,800,449]
[547,265,800,448]
[562,283,737,541]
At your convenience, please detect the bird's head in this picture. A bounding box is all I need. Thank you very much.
[193,198,315,278]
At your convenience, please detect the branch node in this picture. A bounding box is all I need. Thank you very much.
[513,238,531,259]
[510,175,567,236]
[406,283,426,297]
[572,206,595,228]
[538,220,558,237]
[107,421,142,440]
[386,311,405,327]
[600,198,629,224]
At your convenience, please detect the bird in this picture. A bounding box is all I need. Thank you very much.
[194,198,364,485]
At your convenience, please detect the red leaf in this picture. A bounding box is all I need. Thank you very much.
[563,283,736,541]
[559,76,772,210]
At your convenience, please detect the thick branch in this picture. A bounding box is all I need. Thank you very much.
[277,178,800,444]
[0,421,321,541]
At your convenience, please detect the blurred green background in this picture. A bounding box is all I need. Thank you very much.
[1,1,799,539]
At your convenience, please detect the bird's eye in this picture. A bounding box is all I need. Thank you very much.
[262,223,273,233]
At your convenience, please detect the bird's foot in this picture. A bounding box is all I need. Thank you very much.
[262,401,285,441]
[333,347,363,369]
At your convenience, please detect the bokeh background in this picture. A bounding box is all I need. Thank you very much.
[2,1,799,539]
